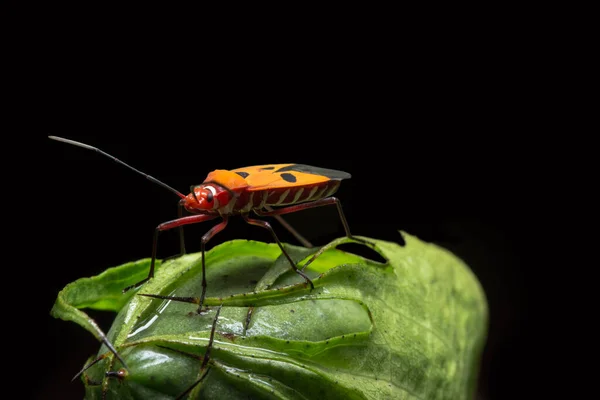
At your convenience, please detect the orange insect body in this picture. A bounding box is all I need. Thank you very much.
[50,136,363,377]
[183,164,350,216]
[49,136,358,307]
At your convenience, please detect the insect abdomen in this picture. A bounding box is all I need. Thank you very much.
[263,180,341,207]
[233,180,342,213]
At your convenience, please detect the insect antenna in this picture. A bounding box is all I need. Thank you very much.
[48,136,186,199]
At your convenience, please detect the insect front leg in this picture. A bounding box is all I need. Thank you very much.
[122,214,218,293]
[161,201,189,265]
[137,216,228,314]
[242,214,314,289]
[196,216,229,313]
[178,200,187,256]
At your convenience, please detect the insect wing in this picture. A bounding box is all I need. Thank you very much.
[231,164,351,191]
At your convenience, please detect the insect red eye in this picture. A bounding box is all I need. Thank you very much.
[206,190,213,202]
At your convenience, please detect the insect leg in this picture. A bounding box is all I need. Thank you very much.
[178,200,187,256]
[161,200,189,264]
[196,217,229,313]
[175,304,222,400]
[71,351,111,382]
[255,197,373,271]
[137,217,228,313]
[122,214,218,293]
[242,214,314,289]
[264,205,314,248]
[256,197,352,236]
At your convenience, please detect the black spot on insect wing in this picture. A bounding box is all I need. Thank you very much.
[280,173,297,183]
[259,166,275,170]
[236,171,249,178]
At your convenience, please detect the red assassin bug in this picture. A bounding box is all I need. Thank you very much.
[49,136,364,314]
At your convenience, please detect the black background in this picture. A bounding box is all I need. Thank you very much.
[30,28,549,400]
[41,131,534,400]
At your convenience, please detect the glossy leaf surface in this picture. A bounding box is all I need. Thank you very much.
[51,233,488,399]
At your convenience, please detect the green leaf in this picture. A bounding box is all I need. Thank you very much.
[51,233,488,400]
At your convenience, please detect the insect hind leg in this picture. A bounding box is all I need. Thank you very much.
[255,196,375,270]
[255,196,352,234]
